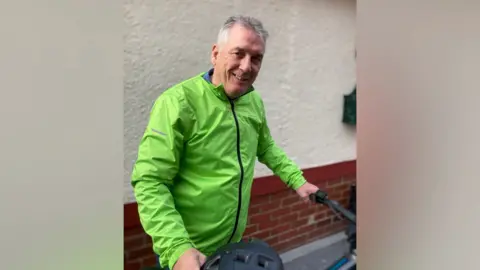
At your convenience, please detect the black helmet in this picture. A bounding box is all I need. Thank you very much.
[201,239,284,270]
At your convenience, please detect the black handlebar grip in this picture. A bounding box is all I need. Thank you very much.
[310,190,328,204]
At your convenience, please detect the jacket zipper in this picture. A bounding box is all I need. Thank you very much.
[226,99,245,244]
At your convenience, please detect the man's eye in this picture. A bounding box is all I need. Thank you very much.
[253,57,262,62]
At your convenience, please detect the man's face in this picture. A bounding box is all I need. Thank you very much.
[211,24,265,98]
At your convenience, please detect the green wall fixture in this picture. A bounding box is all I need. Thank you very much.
[342,85,356,126]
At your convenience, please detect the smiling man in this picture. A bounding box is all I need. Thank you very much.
[210,18,265,99]
[131,15,320,270]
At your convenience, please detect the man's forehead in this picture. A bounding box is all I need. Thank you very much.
[226,31,265,52]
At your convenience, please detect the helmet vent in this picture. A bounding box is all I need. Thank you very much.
[234,251,250,263]
[258,255,274,269]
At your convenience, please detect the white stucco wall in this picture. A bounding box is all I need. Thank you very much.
[124,0,357,203]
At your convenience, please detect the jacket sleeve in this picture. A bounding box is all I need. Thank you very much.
[256,102,306,190]
[131,92,194,270]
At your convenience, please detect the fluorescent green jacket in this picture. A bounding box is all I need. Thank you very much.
[131,69,306,269]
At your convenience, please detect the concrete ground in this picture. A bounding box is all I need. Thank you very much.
[281,232,351,270]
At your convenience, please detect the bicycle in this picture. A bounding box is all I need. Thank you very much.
[310,188,357,270]
[198,189,356,270]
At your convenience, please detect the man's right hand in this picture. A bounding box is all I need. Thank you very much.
[173,248,207,270]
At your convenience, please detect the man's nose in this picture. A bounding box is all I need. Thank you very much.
[239,57,252,72]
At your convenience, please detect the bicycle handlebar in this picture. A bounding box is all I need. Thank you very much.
[309,190,356,224]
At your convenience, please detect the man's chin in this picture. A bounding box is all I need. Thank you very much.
[225,87,248,99]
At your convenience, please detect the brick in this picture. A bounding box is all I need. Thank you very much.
[270,242,284,252]
[244,224,258,236]
[296,223,316,234]
[339,198,349,206]
[264,235,279,246]
[314,211,328,221]
[270,191,289,202]
[290,216,308,228]
[125,261,141,270]
[275,229,298,243]
[326,179,343,188]
[332,217,349,226]
[269,223,291,236]
[298,207,315,218]
[124,235,146,250]
[248,229,271,240]
[248,204,261,215]
[124,227,145,238]
[258,202,279,213]
[326,223,342,234]
[281,196,299,206]
[128,246,154,261]
[287,234,309,245]
[315,217,332,228]
[328,193,342,201]
[314,207,331,220]
[251,195,270,206]
[141,255,158,267]
[342,176,356,184]
[316,181,328,189]
[277,212,298,224]
[341,189,351,198]
[268,207,291,220]
[258,219,278,231]
[329,183,348,194]
[274,226,295,237]
[249,212,271,224]
[334,186,350,196]
[288,200,303,210]
[307,226,326,238]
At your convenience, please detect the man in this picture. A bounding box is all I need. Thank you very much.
[131,15,320,270]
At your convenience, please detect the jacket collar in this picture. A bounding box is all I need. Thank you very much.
[202,68,255,101]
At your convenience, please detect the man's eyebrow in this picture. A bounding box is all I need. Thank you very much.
[230,47,263,57]
[230,47,244,52]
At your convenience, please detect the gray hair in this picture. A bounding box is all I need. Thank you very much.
[217,15,269,47]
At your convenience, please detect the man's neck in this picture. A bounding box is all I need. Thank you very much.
[210,71,221,87]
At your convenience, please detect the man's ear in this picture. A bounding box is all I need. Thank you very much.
[211,44,219,66]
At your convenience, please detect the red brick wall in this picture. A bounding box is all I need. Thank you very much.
[124,160,356,270]
[244,176,355,253]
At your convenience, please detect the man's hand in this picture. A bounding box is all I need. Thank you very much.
[295,182,320,203]
[173,248,207,270]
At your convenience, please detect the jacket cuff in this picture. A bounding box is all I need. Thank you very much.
[291,178,307,190]
[168,243,194,270]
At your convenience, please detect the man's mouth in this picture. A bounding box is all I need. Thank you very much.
[232,72,249,82]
